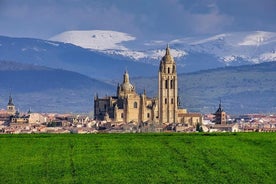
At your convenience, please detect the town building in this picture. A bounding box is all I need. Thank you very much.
[94,45,202,125]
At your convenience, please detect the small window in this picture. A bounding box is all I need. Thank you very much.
[121,113,124,118]
[170,80,173,89]
[165,80,168,89]
[134,102,138,108]
[165,98,167,104]
[171,98,174,104]
[147,113,150,118]
[168,67,170,73]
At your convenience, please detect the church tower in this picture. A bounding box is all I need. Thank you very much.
[213,100,227,125]
[7,93,16,115]
[158,45,178,124]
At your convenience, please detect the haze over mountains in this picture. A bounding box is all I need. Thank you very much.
[0,30,275,114]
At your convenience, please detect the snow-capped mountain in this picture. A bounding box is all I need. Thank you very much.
[50,30,135,51]
[0,35,157,79]
[176,31,276,64]
[1,30,275,80]
[50,30,188,64]
[50,30,276,65]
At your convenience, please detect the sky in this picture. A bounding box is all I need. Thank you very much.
[0,0,275,40]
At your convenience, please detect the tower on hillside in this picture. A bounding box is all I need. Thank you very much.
[7,93,16,115]
[158,44,178,124]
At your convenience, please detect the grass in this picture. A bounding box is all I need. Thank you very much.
[0,133,275,183]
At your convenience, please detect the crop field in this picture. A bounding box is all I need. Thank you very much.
[0,133,275,183]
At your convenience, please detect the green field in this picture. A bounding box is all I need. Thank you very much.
[0,133,275,184]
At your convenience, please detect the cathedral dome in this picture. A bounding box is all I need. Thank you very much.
[120,71,134,92]
[121,82,134,92]
[161,44,174,63]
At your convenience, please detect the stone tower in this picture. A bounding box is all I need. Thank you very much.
[213,100,227,125]
[158,45,178,124]
[7,93,16,115]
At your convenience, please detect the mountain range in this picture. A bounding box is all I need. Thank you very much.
[1,30,275,80]
[0,61,114,113]
[50,30,276,69]
[0,61,275,114]
[0,30,275,114]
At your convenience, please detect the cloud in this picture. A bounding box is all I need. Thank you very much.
[0,0,275,39]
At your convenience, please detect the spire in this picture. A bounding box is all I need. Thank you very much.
[165,43,170,55]
[161,44,174,64]
[94,93,98,99]
[123,70,130,83]
[216,99,223,113]
[28,107,31,114]
[8,93,14,106]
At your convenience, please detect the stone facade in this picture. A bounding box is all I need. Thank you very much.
[94,46,202,125]
[94,71,158,124]
[158,45,178,124]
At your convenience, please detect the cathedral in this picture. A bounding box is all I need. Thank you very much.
[94,45,202,126]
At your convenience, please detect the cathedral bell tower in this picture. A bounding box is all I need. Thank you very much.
[158,45,178,124]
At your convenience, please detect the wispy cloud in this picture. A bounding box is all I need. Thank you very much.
[0,0,275,39]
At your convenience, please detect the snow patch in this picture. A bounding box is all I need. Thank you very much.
[21,47,46,52]
[238,31,276,46]
[259,52,276,61]
[44,41,59,47]
[221,55,237,63]
[50,30,135,51]
[151,49,187,60]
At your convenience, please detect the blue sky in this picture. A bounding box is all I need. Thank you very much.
[0,0,275,40]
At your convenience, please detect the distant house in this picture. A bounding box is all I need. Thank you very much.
[10,112,30,124]
[204,123,240,132]
[28,113,48,124]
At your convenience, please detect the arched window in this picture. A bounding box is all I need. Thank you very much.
[171,98,174,104]
[170,80,173,89]
[165,80,168,89]
[134,102,138,108]
[165,98,167,104]
[168,67,170,73]
[121,113,124,118]
[147,113,150,118]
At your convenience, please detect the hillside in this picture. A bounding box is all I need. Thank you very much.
[0,36,156,79]
[0,61,275,114]
[0,133,275,183]
[1,31,276,81]
[0,61,114,113]
[132,62,276,114]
